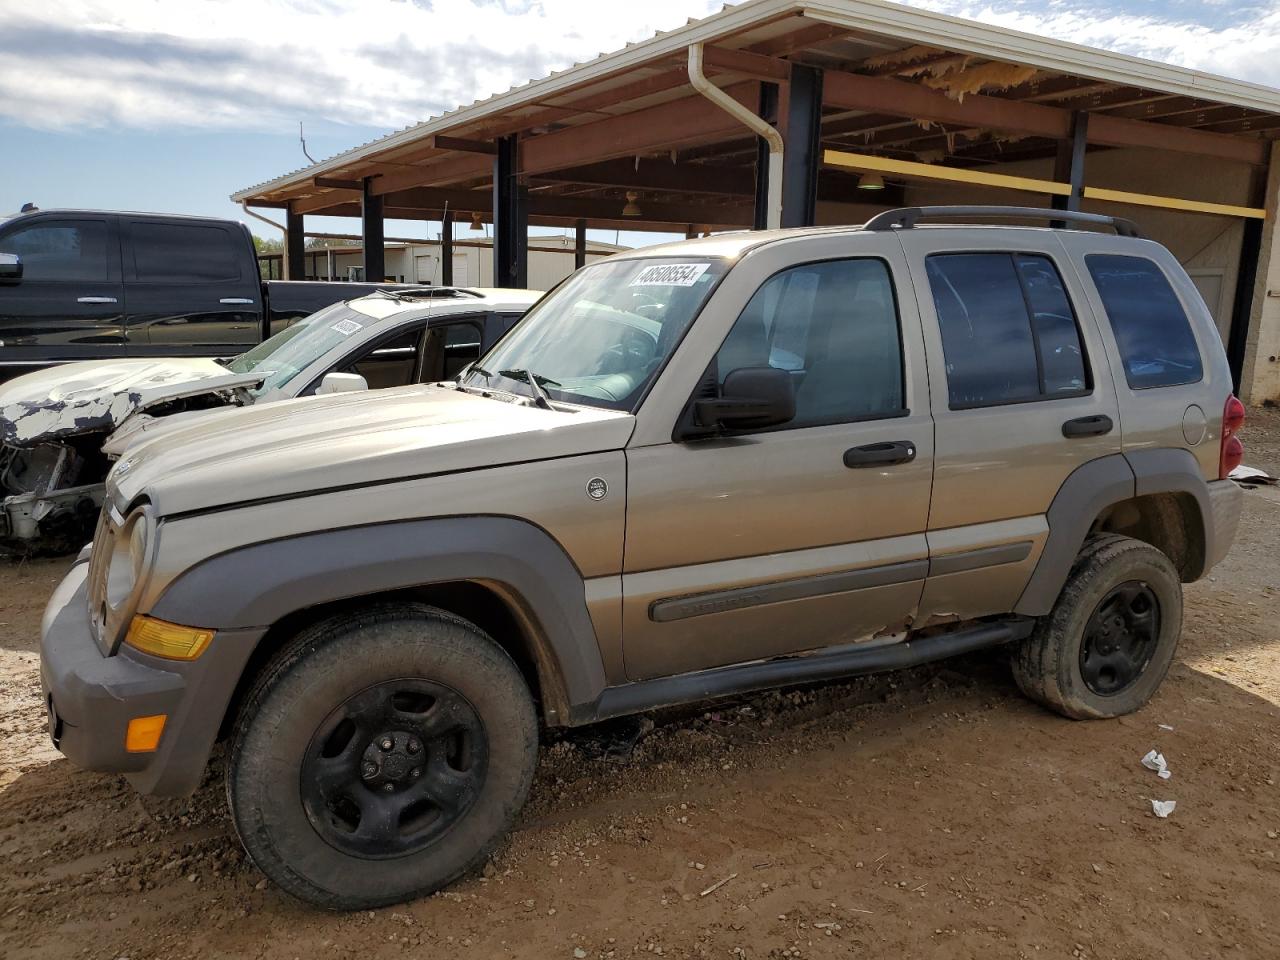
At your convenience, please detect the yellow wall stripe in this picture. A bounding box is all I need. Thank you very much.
[823,149,1073,197]
[1082,186,1265,220]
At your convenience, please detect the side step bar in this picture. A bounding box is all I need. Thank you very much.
[583,618,1035,725]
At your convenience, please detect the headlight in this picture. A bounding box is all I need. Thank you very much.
[105,509,152,608]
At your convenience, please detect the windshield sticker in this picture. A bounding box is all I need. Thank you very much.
[629,262,711,287]
[330,318,363,336]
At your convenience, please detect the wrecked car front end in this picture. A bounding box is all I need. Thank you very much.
[0,359,262,551]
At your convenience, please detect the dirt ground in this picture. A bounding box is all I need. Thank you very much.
[2,411,1279,960]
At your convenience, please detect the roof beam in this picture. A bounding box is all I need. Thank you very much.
[427,135,496,154]
[530,157,756,195]
[699,45,792,82]
[822,69,1267,165]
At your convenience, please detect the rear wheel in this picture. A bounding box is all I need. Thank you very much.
[227,603,538,910]
[1013,535,1182,720]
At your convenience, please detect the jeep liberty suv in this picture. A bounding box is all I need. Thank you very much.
[40,207,1245,909]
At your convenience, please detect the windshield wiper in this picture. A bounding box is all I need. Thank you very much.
[499,368,559,410]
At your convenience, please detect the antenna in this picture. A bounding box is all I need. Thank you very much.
[299,122,317,164]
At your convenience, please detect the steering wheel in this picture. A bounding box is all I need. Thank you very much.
[595,327,657,376]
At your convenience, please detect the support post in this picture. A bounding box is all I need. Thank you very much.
[755,82,780,230]
[361,177,385,282]
[1052,111,1089,221]
[493,135,528,288]
[1239,141,1280,404]
[574,219,587,270]
[441,211,454,286]
[285,207,305,281]
[781,65,822,228]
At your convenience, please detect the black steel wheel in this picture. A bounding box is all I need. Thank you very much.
[1013,535,1182,720]
[228,603,537,910]
[301,679,488,859]
[1078,582,1161,696]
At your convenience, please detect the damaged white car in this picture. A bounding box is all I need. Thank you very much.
[0,287,538,551]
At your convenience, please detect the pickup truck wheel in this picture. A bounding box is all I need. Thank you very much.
[1012,534,1182,720]
[226,602,537,910]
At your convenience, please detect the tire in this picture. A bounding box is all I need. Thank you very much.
[227,602,538,910]
[1012,534,1183,720]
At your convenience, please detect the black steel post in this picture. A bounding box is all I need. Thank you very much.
[781,65,823,228]
[285,207,305,281]
[1228,213,1265,392]
[574,219,587,270]
[441,211,454,286]
[754,82,780,230]
[361,177,385,282]
[1052,111,1089,220]
[493,135,528,288]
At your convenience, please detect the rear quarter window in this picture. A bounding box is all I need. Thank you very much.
[1085,255,1203,389]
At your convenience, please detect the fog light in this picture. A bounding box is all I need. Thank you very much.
[125,616,213,661]
[125,714,167,753]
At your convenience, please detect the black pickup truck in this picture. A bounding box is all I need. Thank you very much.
[0,208,416,381]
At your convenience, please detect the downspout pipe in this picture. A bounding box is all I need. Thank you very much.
[687,43,783,230]
[239,201,289,278]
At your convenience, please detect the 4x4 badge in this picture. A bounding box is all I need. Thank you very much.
[586,478,608,501]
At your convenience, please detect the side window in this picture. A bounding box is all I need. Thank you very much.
[422,321,484,382]
[714,258,904,428]
[926,253,1089,409]
[1086,255,1203,389]
[342,328,421,390]
[130,222,241,282]
[1,220,109,281]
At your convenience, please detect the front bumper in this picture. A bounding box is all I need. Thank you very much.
[40,560,264,796]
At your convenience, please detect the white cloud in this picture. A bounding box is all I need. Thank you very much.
[1,0,1277,137]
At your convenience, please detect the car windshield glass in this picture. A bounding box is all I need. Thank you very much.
[463,257,727,410]
[227,301,387,394]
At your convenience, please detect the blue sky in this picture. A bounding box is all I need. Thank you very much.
[2,0,1278,247]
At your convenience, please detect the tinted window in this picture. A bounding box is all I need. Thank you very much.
[2,220,109,281]
[715,258,904,428]
[1086,255,1203,389]
[131,222,241,282]
[927,253,1088,409]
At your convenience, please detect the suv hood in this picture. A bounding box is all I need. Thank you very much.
[0,358,262,448]
[110,384,635,516]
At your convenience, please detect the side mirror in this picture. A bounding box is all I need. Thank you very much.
[0,253,22,283]
[693,366,795,432]
[316,371,369,395]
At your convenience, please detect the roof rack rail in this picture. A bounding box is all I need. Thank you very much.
[863,206,1143,239]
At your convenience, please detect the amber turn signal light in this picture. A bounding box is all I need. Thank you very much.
[125,714,167,753]
[124,616,214,661]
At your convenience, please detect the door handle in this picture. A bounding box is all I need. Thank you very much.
[220,297,255,305]
[1062,414,1114,438]
[844,441,917,468]
[77,296,118,304]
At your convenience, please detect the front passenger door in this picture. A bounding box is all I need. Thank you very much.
[621,243,934,680]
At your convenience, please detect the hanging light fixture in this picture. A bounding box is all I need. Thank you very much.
[470,212,484,231]
[858,173,886,191]
[622,191,643,217]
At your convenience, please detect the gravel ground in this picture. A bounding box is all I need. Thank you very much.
[1,408,1278,960]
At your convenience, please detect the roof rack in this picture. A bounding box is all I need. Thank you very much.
[863,206,1143,239]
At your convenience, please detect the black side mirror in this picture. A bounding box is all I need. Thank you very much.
[0,253,21,283]
[693,366,795,432]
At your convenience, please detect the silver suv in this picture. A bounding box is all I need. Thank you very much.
[40,207,1245,909]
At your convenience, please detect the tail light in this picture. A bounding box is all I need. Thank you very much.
[1219,394,1246,479]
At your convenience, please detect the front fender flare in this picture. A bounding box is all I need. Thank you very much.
[150,516,609,719]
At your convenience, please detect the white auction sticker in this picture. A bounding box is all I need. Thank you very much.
[629,262,711,287]
[331,318,363,336]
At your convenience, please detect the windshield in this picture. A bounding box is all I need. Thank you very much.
[463,257,727,410]
[227,301,387,394]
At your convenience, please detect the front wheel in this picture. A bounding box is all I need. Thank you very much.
[1013,534,1183,720]
[227,603,538,910]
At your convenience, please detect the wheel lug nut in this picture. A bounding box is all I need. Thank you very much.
[362,762,378,779]
[406,740,419,755]
[383,783,395,793]
[380,737,394,751]
[410,767,422,779]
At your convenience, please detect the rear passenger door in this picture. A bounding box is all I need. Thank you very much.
[121,218,261,356]
[898,231,1121,622]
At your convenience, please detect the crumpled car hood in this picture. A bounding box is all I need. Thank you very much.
[0,358,263,447]
[109,384,636,517]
